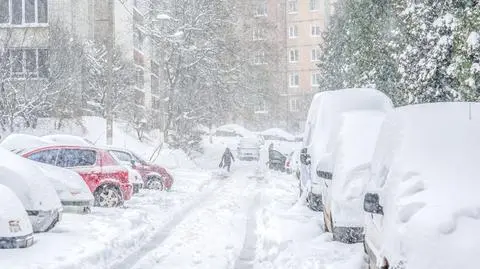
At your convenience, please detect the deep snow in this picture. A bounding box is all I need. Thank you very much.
[0,119,365,268]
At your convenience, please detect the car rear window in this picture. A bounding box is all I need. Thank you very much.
[56,149,97,167]
[110,150,132,162]
[27,149,59,165]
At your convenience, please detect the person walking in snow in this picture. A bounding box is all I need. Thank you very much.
[219,147,235,172]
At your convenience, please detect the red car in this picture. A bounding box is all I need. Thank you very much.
[21,145,133,207]
[106,147,174,191]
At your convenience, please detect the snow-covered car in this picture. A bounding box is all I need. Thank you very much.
[237,137,260,161]
[106,147,174,191]
[0,148,62,233]
[285,150,300,178]
[364,103,480,269]
[260,128,295,142]
[214,124,253,137]
[34,162,94,212]
[300,88,393,211]
[321,111,385,243]
[1,134,95,212]
[0,184,34,249]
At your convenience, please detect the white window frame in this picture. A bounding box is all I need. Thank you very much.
[289,49,299,63]
[311,24,322,37]
[289,98,299,112]
[8,48,48,79]
[309,0,319,11]
[288,0,298,14]
[254,1,267,17]
[288,25,298,39]
[311,48,321,61]
[253,27,265,40]
[253,51,266,65]
[0,0,49,26]
[311,72,321,86]
[289,73,299,88]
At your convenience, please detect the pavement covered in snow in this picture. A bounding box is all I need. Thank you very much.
[0,132,365,269]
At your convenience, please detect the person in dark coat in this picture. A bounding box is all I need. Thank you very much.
[219,147,235,172]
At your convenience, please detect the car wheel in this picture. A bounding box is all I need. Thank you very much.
[94,185,123,207]
[147,177,164,191]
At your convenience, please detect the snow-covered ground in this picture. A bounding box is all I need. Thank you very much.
[0,121,365,269]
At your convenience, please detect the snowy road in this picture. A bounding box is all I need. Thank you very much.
[0,161,364,269]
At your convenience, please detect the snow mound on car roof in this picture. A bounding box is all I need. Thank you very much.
[0,133,53,153]
[216,124,254,137]
[376,102,480,269]
[260,128,295,141]
[42,134,93,146]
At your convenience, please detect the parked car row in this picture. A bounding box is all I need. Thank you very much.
[299,88,480,269]
[0,134,174,249]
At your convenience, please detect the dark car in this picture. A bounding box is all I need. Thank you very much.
[268,150,287,172]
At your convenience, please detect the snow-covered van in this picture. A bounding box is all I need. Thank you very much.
[321,110,385,243]
[0,148,62,233]
[1,134,94,212]
[364,103,480,269]
[0,184,34,249]
[300,88,393,211]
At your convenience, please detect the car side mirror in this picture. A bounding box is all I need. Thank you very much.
[316,155,333,179]
[130,159,136,168]
[364,192,384,215]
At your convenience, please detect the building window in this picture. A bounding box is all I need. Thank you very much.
[289,98,299,112]
[7,48,48,78]
[0,0,48,25]
[289,73,299,87]
[253,51,266,65]
[135,67,144,89]
[134,89,145,106]
[253,27,265,40]
[309,0,319,11]
[289,49,299,63]
[288,25,298,38]
[311,24,322,36]
[288,0,298,13]
[133,27,145,51]
[311,48,321,61]
[254,1,267,16]
[311,72,321,86]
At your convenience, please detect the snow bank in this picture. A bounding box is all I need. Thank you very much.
[215,124,256,138]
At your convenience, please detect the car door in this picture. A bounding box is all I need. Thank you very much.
[56,148,99,192]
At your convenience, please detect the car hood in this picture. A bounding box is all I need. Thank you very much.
[33,162,93,202]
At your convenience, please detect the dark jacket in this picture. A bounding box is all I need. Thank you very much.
[221,149,235,166]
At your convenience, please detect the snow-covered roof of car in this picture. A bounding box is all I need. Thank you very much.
[0,133,54,154]
[215,124,254,137]
[260,128,295,141]
[42,134,94,147]
[370,102,480,268]
[304,88,393,146]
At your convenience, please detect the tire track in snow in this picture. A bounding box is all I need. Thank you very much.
[234,191,261,269]
[110,177,225,269]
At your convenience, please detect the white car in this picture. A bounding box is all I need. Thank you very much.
[0,184,34,249]
[34,162,94,212]
[321,111,385,243]
[0,148,62,233]
[364,103,480,269]
[237,137,260,161]
[300,88,393,211]
[1,134,94,212]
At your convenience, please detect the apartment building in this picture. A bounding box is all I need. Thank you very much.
[0,0,159,127]
[284,0,328,131]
